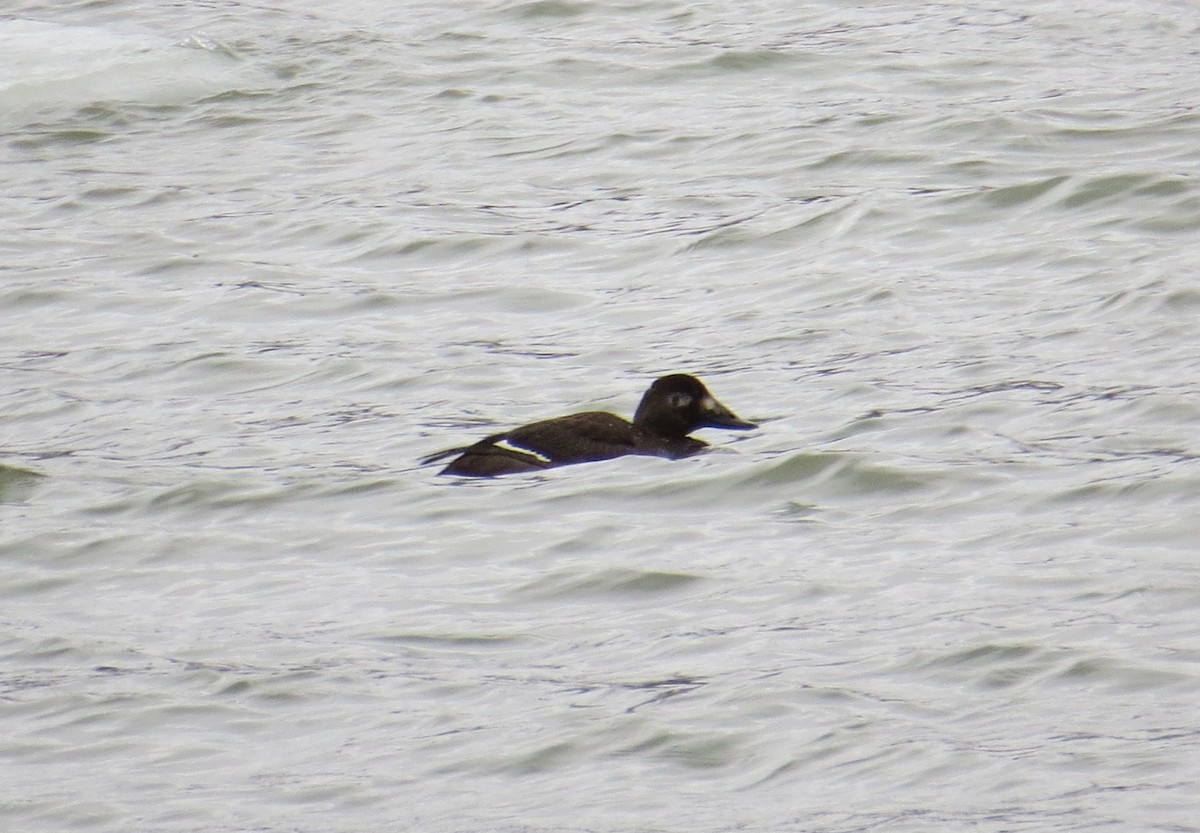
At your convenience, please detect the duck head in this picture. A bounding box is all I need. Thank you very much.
[633,374,757,439]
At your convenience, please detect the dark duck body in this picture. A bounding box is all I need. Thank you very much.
[428,374,756,477]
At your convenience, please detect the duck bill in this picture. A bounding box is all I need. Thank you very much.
[701,397,758,431]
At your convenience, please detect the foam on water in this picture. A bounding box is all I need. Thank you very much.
[0,19,265,125]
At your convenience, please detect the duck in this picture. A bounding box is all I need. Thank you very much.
[425,373,757,477]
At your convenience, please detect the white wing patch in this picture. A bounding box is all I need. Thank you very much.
[493,438,551,463]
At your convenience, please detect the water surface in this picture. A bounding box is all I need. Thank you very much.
[2,1,1199,831]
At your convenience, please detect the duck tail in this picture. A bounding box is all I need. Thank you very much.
[419,446,471,466]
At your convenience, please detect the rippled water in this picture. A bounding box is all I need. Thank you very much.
[3,1,1199,831]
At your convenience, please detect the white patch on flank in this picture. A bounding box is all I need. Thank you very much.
[493,438,551,463]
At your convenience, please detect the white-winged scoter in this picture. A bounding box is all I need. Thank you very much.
[426,374,756,477]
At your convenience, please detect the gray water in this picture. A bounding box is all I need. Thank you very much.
[3,1,1199,831]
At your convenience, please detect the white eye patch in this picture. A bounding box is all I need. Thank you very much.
[669,392,693,408]
[493,438,551,463]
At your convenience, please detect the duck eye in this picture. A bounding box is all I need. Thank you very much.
[669,392,693,408]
